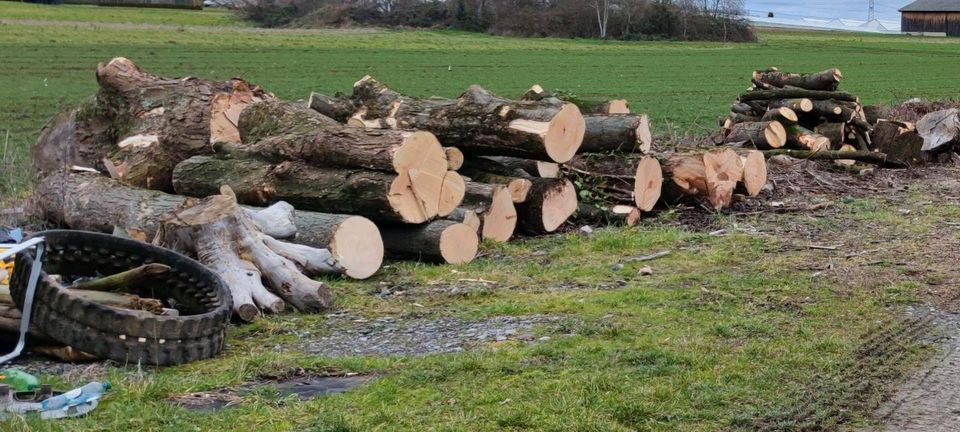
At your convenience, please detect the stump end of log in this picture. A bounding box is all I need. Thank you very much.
[330,216,384,280]
[739,150,768,197]
[637,114,653,153]
[765,121,787,149]
[481,185,518,242]
[543,103,586,163]
[533,179,578,233]
[440,223,480,264]
[634,156,663,212]
[603,100,630,114]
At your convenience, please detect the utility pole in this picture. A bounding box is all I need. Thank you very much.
[868,0,877,21]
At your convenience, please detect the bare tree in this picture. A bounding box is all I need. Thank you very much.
[592,0,611,39]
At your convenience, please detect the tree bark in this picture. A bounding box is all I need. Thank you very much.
[815,123,845,148]
[33,57,270,191]
[312,76,587,163]
[483,156,559,178]
[760,149,908,168]
[379,220,478,264]
[172,155,458,224]
[33,173,384,281]
[580,114,653,154]
[723,121,787,150]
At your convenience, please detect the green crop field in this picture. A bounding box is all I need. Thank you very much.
[0,3,958,431]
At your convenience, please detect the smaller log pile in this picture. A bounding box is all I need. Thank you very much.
[721,68,873,153]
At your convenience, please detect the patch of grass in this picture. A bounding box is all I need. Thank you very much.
[0,2,241,27]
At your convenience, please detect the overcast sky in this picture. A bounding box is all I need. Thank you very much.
[743,0,908,21]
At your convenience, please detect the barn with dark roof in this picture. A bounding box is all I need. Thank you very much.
[900,0,960,36]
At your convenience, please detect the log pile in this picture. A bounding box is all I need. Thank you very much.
[716,67,944,168]
[29,58,779,321]
[721,68,873,153]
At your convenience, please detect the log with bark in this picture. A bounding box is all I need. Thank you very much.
[33,57,271,191]
[579,114,653,154]
[815,123,845,148]
[516,179,579,234]
[759,149,908,168]
[460,182,518,242]
[484,156,560,178]
[870,120,929,166]
[723,121,787,150]
[458,158,533,203]
[563,154,663,212]
[172,155,463,224]
[739,89,858,103]
[310,76,586,163]
[379,220,479,264]
[34,173,385,281]
[574,204,641,227]
[752,68,842,91]
[157,188,335,320]
[786,125,831,152]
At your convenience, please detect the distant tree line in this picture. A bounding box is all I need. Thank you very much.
[236,0,755,42]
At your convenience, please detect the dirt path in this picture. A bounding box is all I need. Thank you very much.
[873,309,960,431]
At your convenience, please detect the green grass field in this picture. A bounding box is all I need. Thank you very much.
[0,3,958,431]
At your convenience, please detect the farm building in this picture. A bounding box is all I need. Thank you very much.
[900,0,960,36]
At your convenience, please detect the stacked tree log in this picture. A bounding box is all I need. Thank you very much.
[720,68,874,153]
[515,86,767,214]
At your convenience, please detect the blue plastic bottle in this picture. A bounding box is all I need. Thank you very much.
[40,381,112,411]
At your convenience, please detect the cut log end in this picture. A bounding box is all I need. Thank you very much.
[481,186,518,242]
[508,178,534,203]
[438,171,466,217]
[765,122,787,149]
[388,173,430,224]
[540,179,578,232]
[703,150,744,210]
[636,114,653,153]
[445,147,464,170]
[603,100,630,114]
[536,161,560,178]
[739,151,768,197]
[633,156,663,212]
[330,216,384,280]
[440,223,480,264]
[835,144,858,167]
[236,304,260,323]
[544,103,587,163]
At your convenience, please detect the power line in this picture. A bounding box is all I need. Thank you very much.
[868,0,877,21]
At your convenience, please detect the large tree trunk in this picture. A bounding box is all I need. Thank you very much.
[158,190,334,319]
[33,57,270,191]
[660,150,761,209]
[310,76,586,163]
[171,155,461,224]
[379,220,479,264]
[33,173,384,280]
[579,114,653,154]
